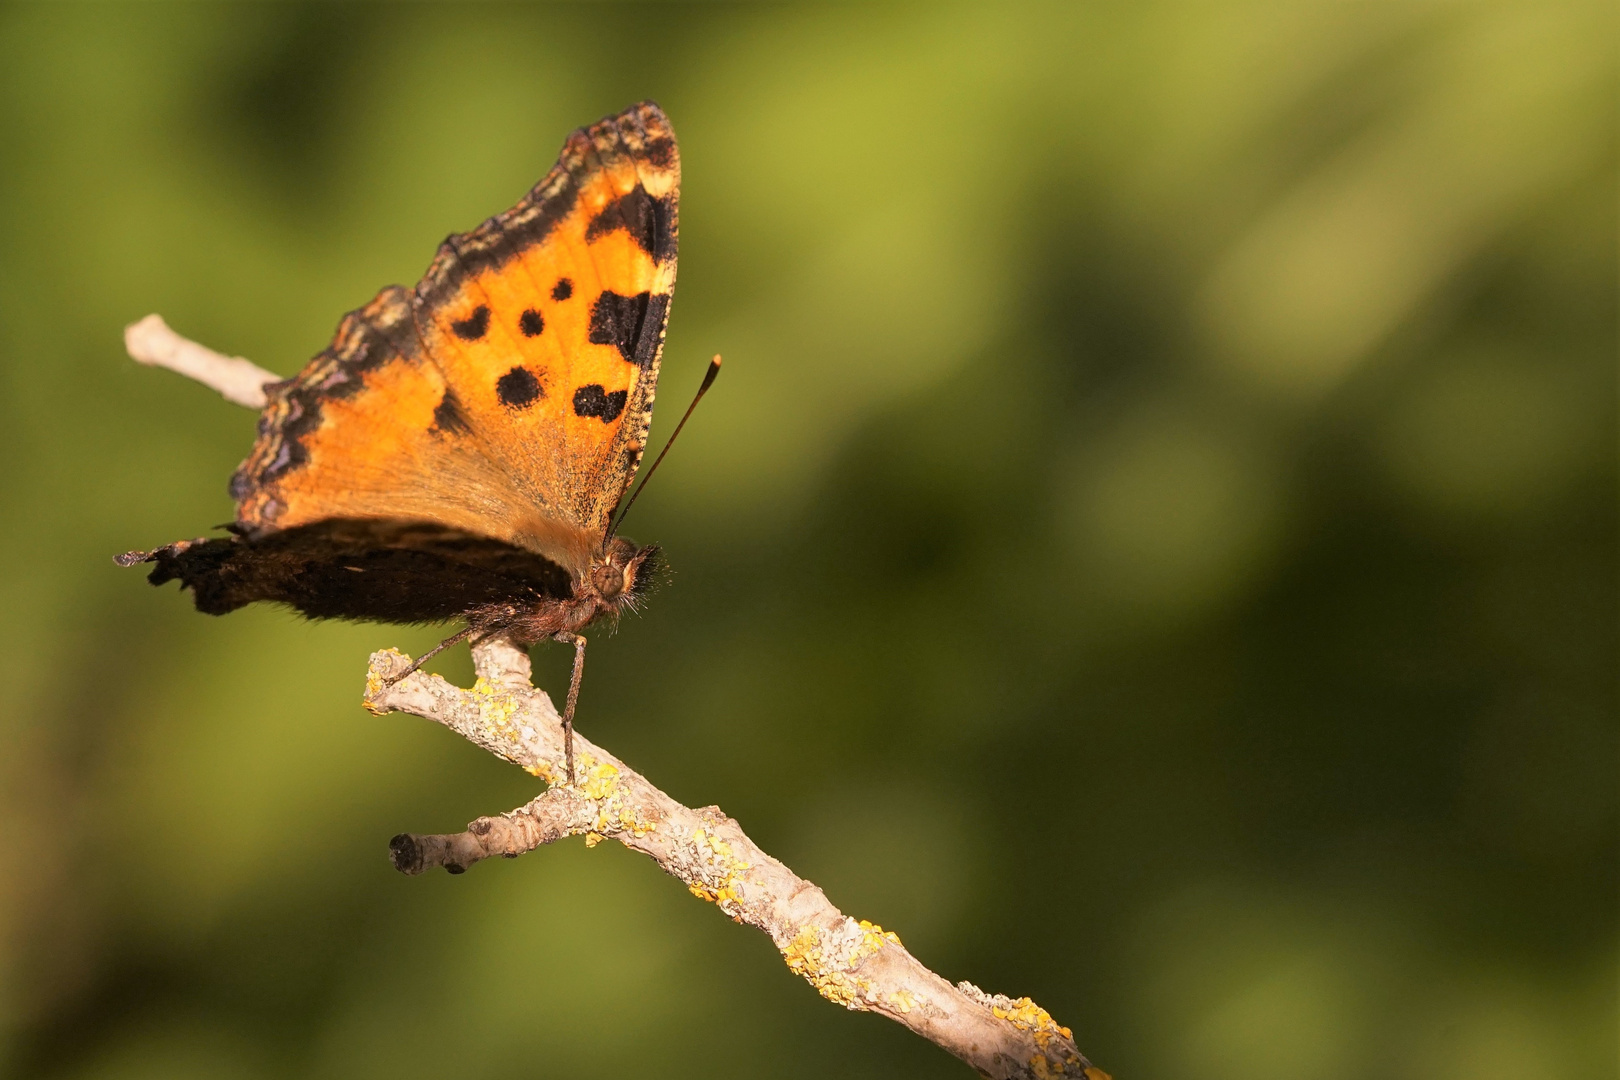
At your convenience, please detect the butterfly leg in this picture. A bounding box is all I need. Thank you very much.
[383,625,474,687]
[554,631,587,785]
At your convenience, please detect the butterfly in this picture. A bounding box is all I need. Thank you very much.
[118,102,713,781]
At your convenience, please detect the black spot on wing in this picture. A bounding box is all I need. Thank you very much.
[519,309,544,337]
[588,290,669,368]
[640,134,677,171]
[496,366,542,408]
[415,175,581,309]
[432,388,471,435]
[412,103,675,309]
[588,291,647,363]
[551,278,573,301]
[585,184,676,264]
[451,305,490,340]
[572,384,627,423]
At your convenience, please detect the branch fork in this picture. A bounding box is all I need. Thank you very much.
[128,315,1109,1080]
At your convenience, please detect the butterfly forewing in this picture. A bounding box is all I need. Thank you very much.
[233,286,531,546]
[231,102,679,579]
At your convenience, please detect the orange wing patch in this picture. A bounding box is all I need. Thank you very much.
[232,103,678,579]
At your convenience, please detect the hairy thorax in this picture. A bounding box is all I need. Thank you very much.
[468,536,658,644]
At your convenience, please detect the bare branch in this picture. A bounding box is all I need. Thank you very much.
[124,314,281,408]
[369,639,1107,1080]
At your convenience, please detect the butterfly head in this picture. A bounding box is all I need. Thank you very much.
[588,535,660,607]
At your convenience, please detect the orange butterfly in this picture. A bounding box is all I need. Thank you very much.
[119,102,712,780]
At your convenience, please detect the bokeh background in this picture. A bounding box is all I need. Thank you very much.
[0,4,1613,1078]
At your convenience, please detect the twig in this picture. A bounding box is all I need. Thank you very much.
[125,314,282,408]
[125,319,1110,1080]
[370,639,1103,1079]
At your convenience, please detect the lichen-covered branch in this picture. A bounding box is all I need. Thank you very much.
[126,318,1110,1080]
[124,314,281,408]
[368,639,1106,1080]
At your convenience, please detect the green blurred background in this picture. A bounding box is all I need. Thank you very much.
[0,3,1613,1078]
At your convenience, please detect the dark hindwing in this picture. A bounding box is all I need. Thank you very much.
[120,520,573,624]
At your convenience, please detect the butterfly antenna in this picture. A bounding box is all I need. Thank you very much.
[608,355,721,540]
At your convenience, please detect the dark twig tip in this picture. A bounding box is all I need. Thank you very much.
[388,832,423,874]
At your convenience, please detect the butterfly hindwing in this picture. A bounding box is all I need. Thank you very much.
[127,519,576,623]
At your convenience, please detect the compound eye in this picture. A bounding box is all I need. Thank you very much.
[591,562,624,599]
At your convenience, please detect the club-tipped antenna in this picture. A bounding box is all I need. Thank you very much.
[607,355,722,541]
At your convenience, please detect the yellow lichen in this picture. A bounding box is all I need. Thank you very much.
[566,757,659,842]
[465,678,529,761]
[956,983,1088,1076]
[886,988,918,1014]
[1030,1061,1109,1080]
[858,919,902,950]
[991,996,1073,1043]
[362,650,409,713]
[778,917,896,1009]
[613,798,659,838]
[684,826,752,918]
[1030,1056,1060,1079]
[578,760,619,801]
[470,677,520,730]
[584,831,603,848]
